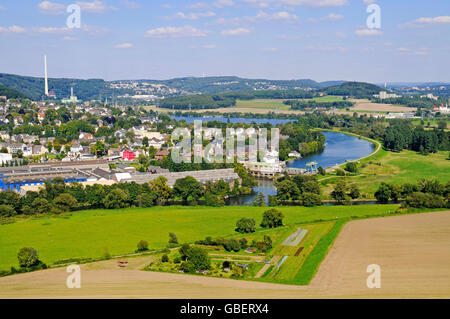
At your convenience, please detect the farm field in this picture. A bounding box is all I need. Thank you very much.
[321,149,450,198]
[262,222,335,283]
[0,211,448,298]
[0,205,400,271]
[349,99,415,113]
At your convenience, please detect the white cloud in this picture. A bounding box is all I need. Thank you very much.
[280,0,348,7]
[38,1,66,15]
[0,25,26,33]
[121,1,140,9]
[305,45,348,52]
[400,16,450,28]
[34,26,71,34]
[115,43,134,49]
[167,11,216,20]
[145,26,208,38]
[308,13,344,22]
[335,32,347,38]
[221,27,251,35]
[395,47,429,56]
[355,29,383,36]
[0,5,7,11]
[63,36,77,41]
[362,0,377,4]
[262,47,278,52]
[186,2,210,9]
[202,44,217,49]
[76,0,117,13]
[215,0,234,8]
[242,0,271,8]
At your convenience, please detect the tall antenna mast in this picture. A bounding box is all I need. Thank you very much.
[44,55,49,96]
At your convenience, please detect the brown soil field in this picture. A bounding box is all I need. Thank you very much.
[0,211,449,299]
[350,99,416,113]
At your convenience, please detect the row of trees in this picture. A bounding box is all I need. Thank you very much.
[284,100,354,110]
[383,121,449,154]
[0,173,248,218]
[374,179,450,208]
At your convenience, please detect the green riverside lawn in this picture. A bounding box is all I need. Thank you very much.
[0,205,400,271]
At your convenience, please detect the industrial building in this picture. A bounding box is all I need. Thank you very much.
[121,168,240,187]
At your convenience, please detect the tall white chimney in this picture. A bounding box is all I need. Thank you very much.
[44,55,49,96]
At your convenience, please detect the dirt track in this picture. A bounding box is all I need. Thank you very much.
[1,211,449,299]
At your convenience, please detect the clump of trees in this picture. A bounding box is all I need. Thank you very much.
[331,180,360,204]
[136,240,149,252]
[261,209,284,228]
[178,244,211,273]
[235,218,256,233]
[375,179,449,209]
[383,121,449,154]
[275,175,323,206]
[0,173,248,218]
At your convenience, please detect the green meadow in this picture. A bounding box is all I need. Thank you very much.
[322,150,450,197]
[0,205,400,271]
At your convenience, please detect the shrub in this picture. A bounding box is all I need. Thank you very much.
[345,162,358,173]
[161,254,169,263]
[224,239,241,252]
[0,204,16,217]
[261,209,284,228]
[53,193,78,212]
[403,192,446,208]
[169,232,179,244]
[268,195,278,207]
[17,247,40,268]
[301,193,322,207]
[137,240,149,252]
[235,217,256,233]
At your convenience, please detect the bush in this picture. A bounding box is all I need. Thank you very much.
[17,247,40,268]
[261,209,284,228]
[375,183,392,203]
[268,195,278,207]
[137,240,149,252]
[235,217,256,233]
[301,193,322,207]
[223,239,241,252]
[181,247,210,272]
[169,232,179,244]
[403,192,446,208]
[345,162,358,173]
[336,169,346,176]
[0,204,16,217]
[53,193,78,212]
[161,254,169,263]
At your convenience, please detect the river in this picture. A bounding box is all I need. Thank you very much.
[172,116,295,126]
[228,131,376,205]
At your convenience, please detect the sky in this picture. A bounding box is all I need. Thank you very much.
[0,0,449,83]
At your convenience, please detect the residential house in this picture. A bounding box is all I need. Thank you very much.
[154,149,169,160]
[122,150,135,161]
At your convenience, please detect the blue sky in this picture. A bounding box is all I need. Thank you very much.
[0,0,449,83]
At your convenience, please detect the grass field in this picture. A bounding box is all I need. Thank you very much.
[234,99,291,110]
[263,221,336,283]
[0,205,400,271]
[322,149,450,197]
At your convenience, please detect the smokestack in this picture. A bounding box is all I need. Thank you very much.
[44,55,49,96]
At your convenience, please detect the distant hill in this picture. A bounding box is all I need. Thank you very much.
[0,83,29,99]
[0,73,125,101]
[325,81,385,98]
[0,73,380,101]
